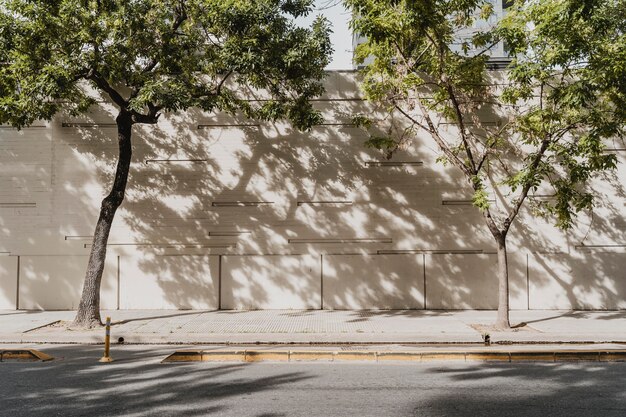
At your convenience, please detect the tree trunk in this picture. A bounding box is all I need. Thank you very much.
[72,110,133,328]
[494,235,511,329]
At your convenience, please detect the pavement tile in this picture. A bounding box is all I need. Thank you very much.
[1,309,625,345]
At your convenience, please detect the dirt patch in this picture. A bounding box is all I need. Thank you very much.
[470,322,541,334]
[22,320,66,333]
[27,320,100,332]
[46,320,69,329]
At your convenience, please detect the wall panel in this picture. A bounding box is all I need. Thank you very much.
[322,254,424,309]
[18,255,117,310]
[0,256,18,309]
[425,253,527,310]
[119,254,219,309]
[529,253,626,309]
[221,255,321,309]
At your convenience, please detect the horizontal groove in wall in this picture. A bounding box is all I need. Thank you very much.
[313,123,356,127]
[224,253,308,256]
[62,122,116,128]
[0,125,46,129]
[377,249,484,255]
[195,94,364,104]
[212,201,274,207]
[64,235,93,241]
[531,250,568,254]
[574,244,626,250]
[440,121,501,127]
[365,161,423,167]
[208,231,251,236]
[603,148,626,152]
[297,201,353,206]
[441,199,495,206]
[289,238,392,244]
[0,202,36,208]
[530,194,556,199]
[150,222,217,228]
[197,123,260,129]
[148,218,219,226]
[310,98,365,102]
[84,243,237,249]
[144,159,209,164]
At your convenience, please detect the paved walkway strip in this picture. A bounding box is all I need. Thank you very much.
[3,310,626,345]
[162,349,626,363]
[0,349,53,362]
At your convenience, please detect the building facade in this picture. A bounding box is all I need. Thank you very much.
[0,72,625,311]
[352,0,513,69]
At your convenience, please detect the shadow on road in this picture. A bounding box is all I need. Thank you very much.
[0,345,313,417]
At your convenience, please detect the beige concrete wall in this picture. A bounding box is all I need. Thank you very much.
[425,253,527,310]
[119,254,219,309]
[18,255,117,310]
[0,256,18,309]
[221,255,321,309]
[322,254,424,309]
[0,72,625,310]
[529,253,626,310]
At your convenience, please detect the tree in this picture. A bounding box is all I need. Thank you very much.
[345,0,625,328]
[0,0,331,327]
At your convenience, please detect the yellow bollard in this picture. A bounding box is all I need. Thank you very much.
[99,316,114,363]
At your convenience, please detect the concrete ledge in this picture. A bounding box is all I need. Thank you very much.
[204,350,246,362]
[245,351,290,362]
[334,351,377,361]
[600,351,626,362]
[289,351,334,361]
[162,350,206,362]
[465,352,510,362]
[509,351,555,361]
[421,351,466,361]
[0,349,53,362]
[376,351,422,362]
[161,349,626,363]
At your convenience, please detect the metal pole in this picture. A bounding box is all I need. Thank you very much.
[99,316,114,363]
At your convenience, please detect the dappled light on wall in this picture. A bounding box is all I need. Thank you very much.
[1,73,625,311]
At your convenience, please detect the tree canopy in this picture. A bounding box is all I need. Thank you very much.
[0,0,332,129]
[0,0,332,327]
[346,0,625,327]
[499,0,626,227]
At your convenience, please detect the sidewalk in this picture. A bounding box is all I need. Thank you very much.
[1,309,625,345]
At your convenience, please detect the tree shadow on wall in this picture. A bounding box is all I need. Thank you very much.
[4,72,625,319]
[512,158,626,311]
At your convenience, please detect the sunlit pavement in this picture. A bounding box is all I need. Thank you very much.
[2,309,626,344]
[1,344,625,417]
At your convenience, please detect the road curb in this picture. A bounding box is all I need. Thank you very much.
[162,349,626,363]
[0,349,54,362]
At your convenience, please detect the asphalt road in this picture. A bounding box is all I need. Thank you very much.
[1,345,625,417]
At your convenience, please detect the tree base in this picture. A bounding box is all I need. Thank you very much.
[70,314,103,330]
[471,323,517,333]
[492,322,512,331]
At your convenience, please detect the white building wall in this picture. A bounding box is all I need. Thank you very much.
[1,72,624,310]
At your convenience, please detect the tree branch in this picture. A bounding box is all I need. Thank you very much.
[131,102,161,124]
[503,139,551,232]
[87,71,128,109]
[141,9,188,74]
[392,102,429,131]
[412,98,474,178]
[444,80,478,175]
[216,70,233,95]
